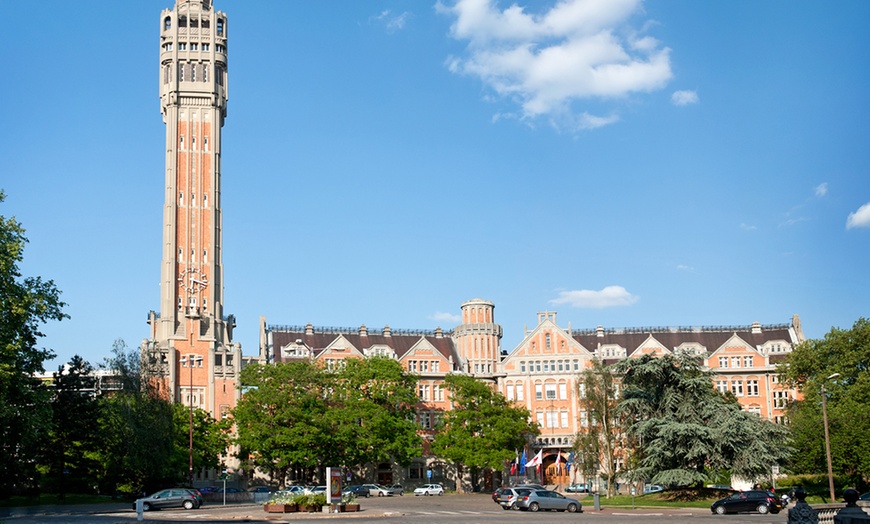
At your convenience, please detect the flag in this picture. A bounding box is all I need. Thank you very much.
[566,452,574,473]
[519,450,527,474]
[555,452,561,475]
[525,449,542,468]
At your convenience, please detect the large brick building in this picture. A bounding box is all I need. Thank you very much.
[259,302,803,488]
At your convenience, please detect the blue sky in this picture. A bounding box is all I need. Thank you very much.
[2,1,868,371]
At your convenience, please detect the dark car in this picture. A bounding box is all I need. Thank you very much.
[249,486,274,493]
[217,487,246,493]
[133,488,200,511]
[342,485,372,498]
[182,488,204,507]
[516,489,582,512]
[860,492,870,501]
[711,490,784,515]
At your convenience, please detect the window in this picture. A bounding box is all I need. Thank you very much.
[718,356,728,368]
[747,405,761,416]
[190,43,198,51]
[731,380,743,396]
[419,411,431,429]
[743,355,754,367]
[520,362,525,373]
[178,42,187,51]
[573,360,580,371]
[747,379,759,396]
[716,380,728,394]
[536,412,544,427]
[191,65,196,82]
[535,361,541,373]
[408,360,417,372]
[434,384,444,401]
[773,391,789,409]
[545,384,557,400]
[543,361,549,373]
[420,361,429,372]
[418,384,430,401]
[546,333,551,349]
[731,356,741,368]
[164,17,172,30]
[560,411,569,428]
[546,410,558,428]
[202,43,210,52]
[580,410,588,427]
[558,383,567,400]
[217,18,224,36]
[535,384,543,400]
[516,382,524,401]
[179,134,184,148]
[578,383,586,398]
[506,384,514,401]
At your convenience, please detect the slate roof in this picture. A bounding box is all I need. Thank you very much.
[268,326,459,368]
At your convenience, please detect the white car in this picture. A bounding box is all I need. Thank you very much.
[414,484,444,496]
[361,484,390,497]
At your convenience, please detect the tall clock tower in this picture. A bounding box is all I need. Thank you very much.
[144,0,241,422]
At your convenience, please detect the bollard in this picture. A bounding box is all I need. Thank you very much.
[593,492,600,511]
[136,498,144,522]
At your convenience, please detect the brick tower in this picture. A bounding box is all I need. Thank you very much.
[144,0,240,422]
[452,298,502,378]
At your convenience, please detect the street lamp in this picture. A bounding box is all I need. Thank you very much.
[180,354,202,485]
[821,372,840,502]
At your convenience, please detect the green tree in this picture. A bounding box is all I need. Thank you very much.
[615,353,790,488]
[780,318,870,489]
[431,374,538,491]
[574,359,622,497]
[171,403,232,485]
[0,191,68,496]
[327,357,421,474]
[95,340,177,495]
[43,355,101,497]
[234,360,329,486]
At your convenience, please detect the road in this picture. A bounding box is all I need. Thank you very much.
[1,493,788,523]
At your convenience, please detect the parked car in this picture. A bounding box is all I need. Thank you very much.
[516,489,582,512]
[385,484,404,496]
[359,484,389,496]
[342,485,372,497]
[199,486,218,494]
[414,484,444,496]
[515,483,546,490]
[860,492,870,501]
[277,485,306,496]
[182,488,204,507]
[492,487,505,503]
[708,484,734,491]
[498,487,533,510]
[217,487,246,493]
[249,486,274,493]
[711,490,784,515]
[565,483,589,493]
[643,484,664,494]
[132,488,201,511]
[310,485,327,494]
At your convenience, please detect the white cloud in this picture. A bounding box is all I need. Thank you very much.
[431,311,461,324]
[549,285,639,308]
[676,264,694,272]
[815,182,828,197]
[846,201,870,229]
[740,223,757,231]
[372,9,412,31]
[671,89,698,106]
[437,0,672,129]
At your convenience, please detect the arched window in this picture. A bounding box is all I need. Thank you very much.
[164,17,171,30]
[179,16,187,28]
[216,18,224,36]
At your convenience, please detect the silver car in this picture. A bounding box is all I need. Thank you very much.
[516,489,582,513]
[498,487,533,510]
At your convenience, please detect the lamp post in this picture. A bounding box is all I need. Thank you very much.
[180,354,202,486]
[821,372,840,502]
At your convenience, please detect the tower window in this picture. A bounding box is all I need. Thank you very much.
[164,17,171,30]
[202,43,209,52]
[178,42,187,51]
[190,43,198,51]
[203,249,207,262]
[203,194,208,206]
[203,137,209,151]
[179,16,187,28]
[217,18,224,36]
[179,135,184,148]
[179,191,183,205]
[190,18,199,29]
[178,247,183,260]
[201,18,210,29]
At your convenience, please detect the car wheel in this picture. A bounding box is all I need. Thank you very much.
[511,502,519,511]
[142,502,151,511]
[378,492,384,497]
[715,506,726,515]
[567,503,579,513]
[757,504,769,515]
[437,491,442,496]
[529,502,540,512]
[502,505,511,510]
[183,500,195,510]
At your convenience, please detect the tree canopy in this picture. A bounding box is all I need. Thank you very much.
[780,318,870,488]
[431,374,538,488]
[615,353,791,487]
[233,357,421,485]
[0,191,68,495]
[574,359,622,497]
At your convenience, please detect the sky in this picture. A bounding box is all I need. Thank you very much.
[2,0,868,371]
